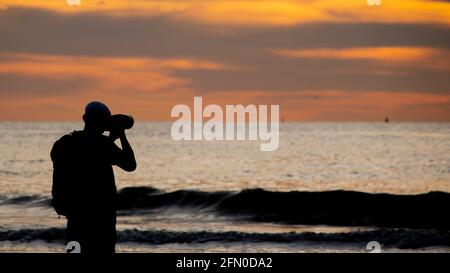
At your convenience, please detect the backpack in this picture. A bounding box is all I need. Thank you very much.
[50,131,83,216]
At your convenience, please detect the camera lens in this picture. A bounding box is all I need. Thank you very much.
[109,114,134,131]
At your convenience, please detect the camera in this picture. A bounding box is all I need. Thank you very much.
[108,114,134,131]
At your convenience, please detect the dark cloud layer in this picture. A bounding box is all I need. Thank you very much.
[0,74,95,97]
[1,7,449,59]
[0,7,449,96]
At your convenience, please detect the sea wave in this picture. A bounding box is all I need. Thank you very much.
[0,227,448,249]
[0,194,51,206]
[1,186,449,229]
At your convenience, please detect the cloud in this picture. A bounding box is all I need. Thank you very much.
[0,6,449,120]
[1,0,449,26]
[0,73,95,97]
[271,47,450,71]
[1,7,449,94]
[173,57,450,93]
[1,7,450,60]
[271,47,441,62]
[0,52,234,98]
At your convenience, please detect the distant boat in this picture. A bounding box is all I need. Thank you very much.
[385,117,389,123]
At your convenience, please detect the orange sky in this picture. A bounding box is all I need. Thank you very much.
[0,0,449,121]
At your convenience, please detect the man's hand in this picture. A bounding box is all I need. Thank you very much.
[111,130,137,172]
[109,128,125,141]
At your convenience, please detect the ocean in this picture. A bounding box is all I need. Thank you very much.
[0,122,449,252]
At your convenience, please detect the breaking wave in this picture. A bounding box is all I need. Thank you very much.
[0,227,448,249]
[0,194,51,206]
[1,186,449,229]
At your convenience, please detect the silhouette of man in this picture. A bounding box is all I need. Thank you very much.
[51,101,136,253]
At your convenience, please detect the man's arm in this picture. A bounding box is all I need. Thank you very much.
[110,131,137,172]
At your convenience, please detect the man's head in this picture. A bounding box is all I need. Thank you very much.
[82,101,111,134]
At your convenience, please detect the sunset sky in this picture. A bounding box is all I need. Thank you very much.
[0,0,449,121]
